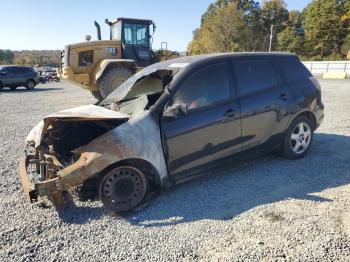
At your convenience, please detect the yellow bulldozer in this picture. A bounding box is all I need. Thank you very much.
[58,17,178,100]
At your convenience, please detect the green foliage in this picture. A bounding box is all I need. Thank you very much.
[342,34,350,54]
[189,3,254,54]
[276,11,304,53]
[190,0,350,60]
[0,50,15,64]
[0,50,60,66]
[303,0,345,58]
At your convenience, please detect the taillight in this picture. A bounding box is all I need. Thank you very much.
[310,77,321,92]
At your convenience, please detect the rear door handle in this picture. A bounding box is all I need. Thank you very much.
[219,109,236,123]
[279,93,288,101]
[224,109,236,118]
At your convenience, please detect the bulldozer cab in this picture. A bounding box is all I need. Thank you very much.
[107,18,155,67]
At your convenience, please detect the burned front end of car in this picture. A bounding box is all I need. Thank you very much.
[19,65,178,210]
[19,105,129,207]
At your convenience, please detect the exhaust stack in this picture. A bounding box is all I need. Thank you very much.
[94,21,101,40]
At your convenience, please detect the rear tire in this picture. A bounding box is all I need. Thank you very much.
[10,86,17,90]
[26,80,35,90]
[99,166,148,213]
[0,82,3,90]
[91,90,103,101]
[99,67,133,99]
[281,116,314,160]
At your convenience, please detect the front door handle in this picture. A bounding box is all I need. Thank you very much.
[279,93,288,101]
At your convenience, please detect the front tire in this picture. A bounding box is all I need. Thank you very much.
[99,166,148,213]
[281,116,314,160]
[99,67,133,99]
[26,80,35,90]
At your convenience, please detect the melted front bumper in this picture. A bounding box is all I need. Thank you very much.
[19,155,65,207]
[18,152,102,208]
[19,156,38,203]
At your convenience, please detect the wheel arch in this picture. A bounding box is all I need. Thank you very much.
[96,158,163,192]
[27,78,36,84]
[93,59,137,85]
[287,110,317,131]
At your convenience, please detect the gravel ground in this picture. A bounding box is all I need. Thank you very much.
[0,80,350,262]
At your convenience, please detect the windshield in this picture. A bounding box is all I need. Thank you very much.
[123,23,149,46]
[100,67,177,106]
[99,67,179,116]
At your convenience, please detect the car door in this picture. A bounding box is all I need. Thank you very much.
[0,67,14,85]
[15,67,26,85]
[161,62,242,180]
[232,59,295,152]
[9,67,23,86]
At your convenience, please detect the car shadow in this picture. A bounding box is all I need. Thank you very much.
[57,200,105,224]
[59,133,350,225]
[126,133,350,227]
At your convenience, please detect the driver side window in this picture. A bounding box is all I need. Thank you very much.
[172,62,231,111]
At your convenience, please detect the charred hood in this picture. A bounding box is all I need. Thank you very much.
[26,105,129,163]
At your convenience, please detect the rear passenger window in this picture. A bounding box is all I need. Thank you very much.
[173,62,231,110]
[23,68,33,73]
[272,58,311,83]
[12,67,23,74]
[232,60,278,97]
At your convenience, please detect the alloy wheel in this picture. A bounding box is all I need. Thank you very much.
[290,122,311,154]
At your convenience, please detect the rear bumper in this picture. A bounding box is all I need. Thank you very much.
[315,104,324,129]
[58,67,92,89]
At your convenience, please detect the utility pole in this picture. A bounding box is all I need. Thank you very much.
[269,25,274,52]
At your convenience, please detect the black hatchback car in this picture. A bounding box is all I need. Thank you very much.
[21,53,324,213]
[0,65,39,90]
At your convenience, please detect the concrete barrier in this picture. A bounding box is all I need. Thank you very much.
[323,72,347,79]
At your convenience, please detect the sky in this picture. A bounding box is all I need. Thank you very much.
[0,0,311,52]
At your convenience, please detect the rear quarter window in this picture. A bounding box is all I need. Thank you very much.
[232,60,278,97]
[271,58,311,83]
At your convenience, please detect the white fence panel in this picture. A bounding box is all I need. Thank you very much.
[303,61,350,76]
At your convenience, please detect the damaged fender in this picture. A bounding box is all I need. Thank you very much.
[69,111,168,187]
[21,107,168,206]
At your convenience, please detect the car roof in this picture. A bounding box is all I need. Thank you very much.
[149,52,298,71]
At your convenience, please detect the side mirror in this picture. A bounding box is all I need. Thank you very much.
[0,71,7,75]
[163,103,188,119]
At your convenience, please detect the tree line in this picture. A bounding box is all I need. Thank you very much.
[0,49,60,66]
[188,0,350,60]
